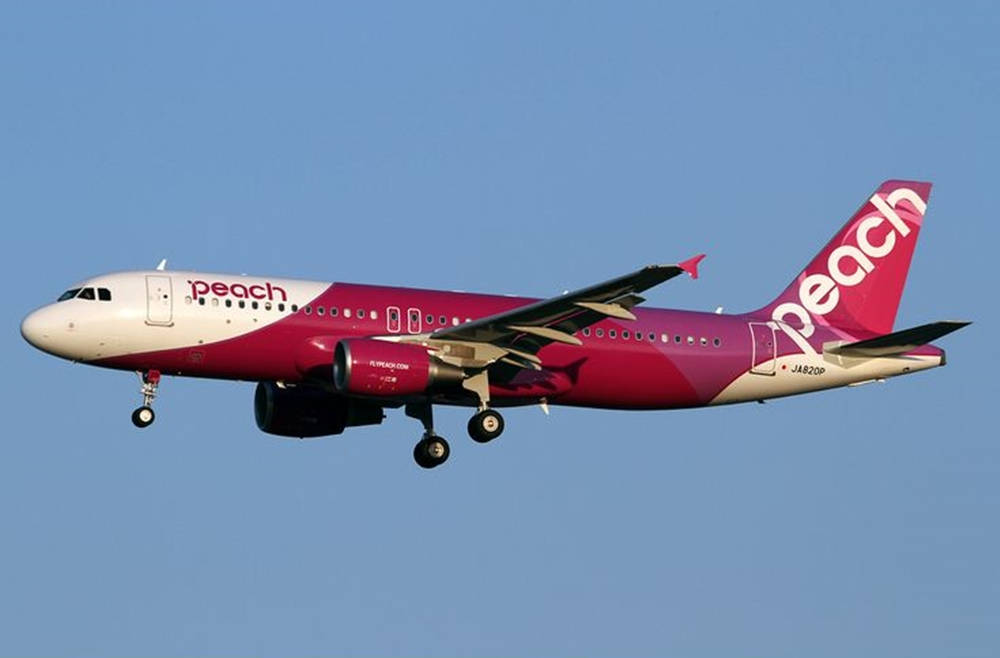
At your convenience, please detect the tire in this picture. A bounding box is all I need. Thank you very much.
[132,406,155,428]
[414,435,450,468]
[468,409,504,443]
[413,441,433,468]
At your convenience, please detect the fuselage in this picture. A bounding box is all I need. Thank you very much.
[20,269,945,410]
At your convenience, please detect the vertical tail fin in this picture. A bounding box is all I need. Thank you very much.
[755,180,931,335]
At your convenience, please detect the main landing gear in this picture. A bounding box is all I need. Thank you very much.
[462,370,505,444]
[468,408,504,443]
[131,370,160,428]
[406,403,450,469]
[406,371,508,469]
[405,404,507,469]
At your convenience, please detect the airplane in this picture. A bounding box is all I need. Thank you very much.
[20,180,968,469]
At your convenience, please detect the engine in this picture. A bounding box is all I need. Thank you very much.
[254,382,384,438]
[333,338,464,397]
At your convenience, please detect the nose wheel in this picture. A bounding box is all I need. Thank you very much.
[131,405,155,428]
[131,370,160,428]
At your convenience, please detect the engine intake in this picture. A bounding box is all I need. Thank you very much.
[254,382,384,438]
[333,339,464,397]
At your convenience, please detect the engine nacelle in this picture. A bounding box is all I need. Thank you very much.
[254,382,384,438]
[333,339,464,397]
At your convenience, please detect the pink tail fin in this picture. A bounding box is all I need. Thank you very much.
[755,180,931,335]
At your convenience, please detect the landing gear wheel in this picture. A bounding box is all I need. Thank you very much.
[131,405,155,428]
[414,435,450,469]
[468,409,504,443]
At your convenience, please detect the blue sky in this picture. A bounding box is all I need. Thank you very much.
[2,2,997,656]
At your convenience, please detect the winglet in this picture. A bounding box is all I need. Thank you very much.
[156,259,168,271]
[678,254,706,279]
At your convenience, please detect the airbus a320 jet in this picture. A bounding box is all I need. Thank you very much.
[21,180,968,468]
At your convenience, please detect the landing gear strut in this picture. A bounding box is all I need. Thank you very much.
[406,403,449,469]
[132,370,160,428]
[463,370,506,443]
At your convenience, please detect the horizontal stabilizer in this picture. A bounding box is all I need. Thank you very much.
[826,321,970,357]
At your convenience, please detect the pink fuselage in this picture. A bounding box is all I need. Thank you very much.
[69,276,942,410]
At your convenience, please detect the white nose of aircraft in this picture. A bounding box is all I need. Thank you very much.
[21,305,70,357]
[21,308,48,349]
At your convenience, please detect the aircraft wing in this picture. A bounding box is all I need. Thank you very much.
[426,255,704,364]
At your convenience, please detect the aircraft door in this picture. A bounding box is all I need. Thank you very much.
[749,322,776,375]
[387,306,401,333]
[146,275,173,326]
[407,307,422,334]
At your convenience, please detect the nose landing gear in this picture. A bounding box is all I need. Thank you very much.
[131,370,160,428]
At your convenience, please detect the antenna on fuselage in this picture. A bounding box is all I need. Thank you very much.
[156,259,167,271]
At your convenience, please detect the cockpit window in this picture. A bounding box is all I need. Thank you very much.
[77,288,96,300]
[98,288,112,301]
[57,288,81,302]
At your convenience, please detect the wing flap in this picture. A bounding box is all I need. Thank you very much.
[574,301,638,321]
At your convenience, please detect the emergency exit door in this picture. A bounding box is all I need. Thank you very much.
[749,322,776,375]
[146,275,173,326]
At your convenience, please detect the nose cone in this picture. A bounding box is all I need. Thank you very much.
[21,305,73,358]
[20,308,47,350]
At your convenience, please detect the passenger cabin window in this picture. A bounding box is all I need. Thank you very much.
[77,288,96,300]
[57,288,81,302]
